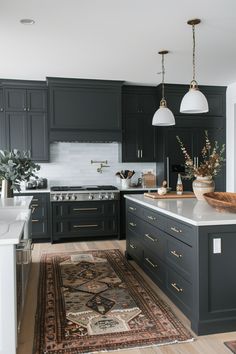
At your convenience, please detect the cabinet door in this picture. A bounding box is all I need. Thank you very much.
[122,115,140,162]
[0,89,7,149]
[165,127,194,190]
[28,113,49,161]
[139,115,156,161]
[6,112,28,151]
[5,88,27,112]
[123,93,157,114]
[27,89,47,112]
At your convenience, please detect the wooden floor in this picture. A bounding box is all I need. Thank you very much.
[17,240,236,354]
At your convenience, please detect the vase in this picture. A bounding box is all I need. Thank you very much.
[192,175,215,201]
[121,179,131,189]
[1,179,14,199]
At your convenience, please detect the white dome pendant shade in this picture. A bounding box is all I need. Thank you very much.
[180,19,209,114]
[180,80,209,113]
[152,99,175,126]
[152,50,175,126]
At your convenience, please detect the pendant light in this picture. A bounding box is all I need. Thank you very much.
[180,19,209,114]
[152,50,175,126]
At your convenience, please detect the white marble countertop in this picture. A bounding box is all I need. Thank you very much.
[0,196,32,245]
[125,194,236,226]
[15,188,50,194]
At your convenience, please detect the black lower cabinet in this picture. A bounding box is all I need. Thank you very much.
[18,192,51,242]
[125,199,236,335]
[51,201,119,242]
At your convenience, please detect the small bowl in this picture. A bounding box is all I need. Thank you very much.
[157,187,167,196]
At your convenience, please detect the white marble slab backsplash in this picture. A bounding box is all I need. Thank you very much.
[39,142,156,186]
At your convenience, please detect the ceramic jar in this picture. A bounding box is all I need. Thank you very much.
[1,179,14,199]
[121,179,131,189]
[192,175,215,200]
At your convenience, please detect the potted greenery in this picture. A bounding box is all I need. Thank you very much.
[0,150,40,198]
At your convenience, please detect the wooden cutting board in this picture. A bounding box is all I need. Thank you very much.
[144,192,195,199]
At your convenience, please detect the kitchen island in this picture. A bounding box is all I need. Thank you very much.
[125,194,236,335]
[0,196,32,354]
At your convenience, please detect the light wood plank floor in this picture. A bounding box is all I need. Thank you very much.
[17,240,236,354]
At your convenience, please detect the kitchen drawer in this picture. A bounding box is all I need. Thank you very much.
[142,207,165,231]
[166,235,193,282]
[126,200,144,219]
[30,193,48,205]
[30,203,46,219]
[141,221,166,261]
[31,219,48,239]
[53,217,118,237]
[126,230,143,264]
[165,217,194,246]
[142,249,166,287]
[53,201,118,218]
[166,267,192,316]
[126,213,143,236]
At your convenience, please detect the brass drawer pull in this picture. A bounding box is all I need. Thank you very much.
[129,222,136,227]
[32,198,39,202]
[145,233,157,242]
[170,226,182,233]
[32,219,39,223]
[170,250,183,258]
[31,204,39,208]
[129,206,137,211]
[147,215,156,221]
[129,243,136,249]
[73,224,98,228]
[145,257,157,268]
[73,207,98,211]
[171,282,183,293]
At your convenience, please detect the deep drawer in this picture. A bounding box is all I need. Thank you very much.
[126,213,143,236]
[142,249,166,287]
[165,217,194,246]
[142,207,166,231]
[126,230,143,264]
[166,267,192,314]
[126,200,144,219]
[141,221,166,261]
[166,235,193,282]
[53,201,118,218]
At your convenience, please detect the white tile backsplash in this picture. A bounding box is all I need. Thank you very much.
[39,142,156,186]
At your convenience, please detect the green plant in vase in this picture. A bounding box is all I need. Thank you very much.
[0,150,40,198]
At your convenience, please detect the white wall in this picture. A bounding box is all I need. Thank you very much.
[226,83,236,191]
[39,142,156,186]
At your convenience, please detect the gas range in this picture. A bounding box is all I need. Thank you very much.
[50,185,119,201]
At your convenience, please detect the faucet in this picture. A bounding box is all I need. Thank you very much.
[97,163,110,173]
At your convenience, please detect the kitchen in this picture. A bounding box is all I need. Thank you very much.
[1,1,236,354]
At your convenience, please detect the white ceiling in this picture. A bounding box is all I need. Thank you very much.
[1,0,236,86]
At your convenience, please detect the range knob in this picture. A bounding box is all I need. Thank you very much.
[58,194,64,201]
[88,193,94,200]
[65,194,70,201]
[53,194,58,201]
[98,193,103,200]
[71,194,77,201]
[104,193,110,200]
[110,193,115,200]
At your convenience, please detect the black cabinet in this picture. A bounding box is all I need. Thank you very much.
[47,77,123,142]
[1,80,49,162]
[156,84,226,192]
[122,86,158,162]
[17,192,51,242]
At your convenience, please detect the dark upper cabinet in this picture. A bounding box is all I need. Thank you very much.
[156,84,226,191]
[161,84,226,117]
[0,89,7,149]
[121,85,158,162]
[47,77,123,142]
[0,80,49,161]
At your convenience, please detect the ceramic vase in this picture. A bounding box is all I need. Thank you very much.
[1,179,14,199]
[121,179,131,189]
[192,175,215,201]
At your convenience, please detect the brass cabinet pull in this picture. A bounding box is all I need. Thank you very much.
[145,257,157,268]
[145,233,157,242]
[170,250,183,258]
[73,224,98,228]
[32,198,39,202]
[170,226,182,233]
[129,222,136,227]
[147,215,156,221]
[32,219,39,223]
[171,282,183,293]
[129,243,136,249]
[73,207,98,211]
[31,204,39,207]
[129,206,136,211]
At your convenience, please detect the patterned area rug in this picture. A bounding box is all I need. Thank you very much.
[225,341,236,353]
[33,249,193,354]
